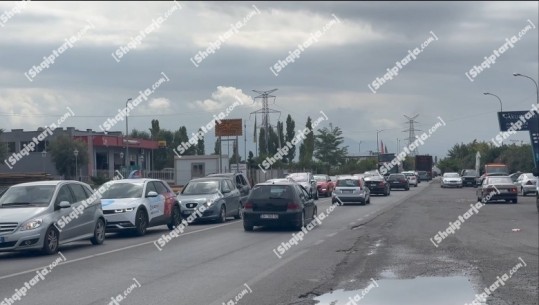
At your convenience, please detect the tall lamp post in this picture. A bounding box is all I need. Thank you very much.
[358,140,362,155]
[41,150,47,172]
[483,92,503,112]
[376,129,385,169]
[513,73,539,171]
[125,98,133,170]
[74,149,79,180]
[139,154,144,170]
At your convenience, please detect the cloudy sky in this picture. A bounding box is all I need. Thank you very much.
[0,1,537,160]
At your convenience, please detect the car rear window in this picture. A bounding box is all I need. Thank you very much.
[250,185,295,200]
[336,179,360,187]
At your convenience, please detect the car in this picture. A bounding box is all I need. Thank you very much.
[0,181,105,254]
[363,171,390,196]
[329,176,337,182]
[509,171,523,183]
[313,174,334,197]
[332,176,371,205]
[402,171,418,187]
[417,171,430,182]
[387,174,410,190]
[207,172,251,207]
[441,172,463,188]
[100,178,181,236]
[178,177,242,223]
[476,176,517,203]
[266,178,293,183]
[461,169,479,187]
[242,181,317,231]
[514,173,537,196]
[286,172,318,200]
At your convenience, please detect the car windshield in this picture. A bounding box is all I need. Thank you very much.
[182,181,220,195]
[250,185,294,200]
[101,183,143,199]
[486,177,513,184]
[336,179,360,187]
[463,170,477,176]
[0,185,55,207]
[444,173,460,178]
[288,174,308,182]
[388,175,405,180]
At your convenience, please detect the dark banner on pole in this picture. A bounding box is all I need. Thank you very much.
[497,111,531,131]
[527,115,539,168]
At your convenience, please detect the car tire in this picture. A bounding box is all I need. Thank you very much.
[234,202,242,220]
[294,211,305,231]
[134,209,148,236]
[217,205,226,223]
[512,199,518,204]
[243,221,254,231]
[520,187,525,197]
[90,218,106,245]
[314,190,319,200]
[405,187,409,191]
[42,226,59,255]
[367,195,371,204]
[167,205,182,230]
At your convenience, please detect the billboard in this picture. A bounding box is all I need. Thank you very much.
[215,119,243,137]
[497,111,532,131]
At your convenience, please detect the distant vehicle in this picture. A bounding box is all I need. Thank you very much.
[417,171,430,182]
[402,171,418,187]
[363,171,390,196]
[242,181,317,231]
[101,179,181,235]
[0,181,105,254]
[266,178,293,183]
[515,173,537,196]
[461,169,479,187]
[441,172,463,188]
[207,172,251,207]
[378,153,398,176]
[509,171,523,183]
[387,174,410,190]
[286,172,318,200]
[313,174,334,197]
[476,176,517,203]
[332,176,371,205]
[329,176,337,182]
[178,177,242,223]
[479,163,510,185]
[415,155,433,181]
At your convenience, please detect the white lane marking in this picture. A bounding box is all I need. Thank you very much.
[0,221,238,281]
[326,232,337,238]
[314,240,325,246]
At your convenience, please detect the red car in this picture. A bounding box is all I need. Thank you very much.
[314,174,334,197]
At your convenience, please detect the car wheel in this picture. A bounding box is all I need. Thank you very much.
[512,199,518,204]
[314,190,319,200]
[234,202,242,219]
[312,206,318,221]
[167,205,182,230]
[90,218,106,245]
[294,211,305,230]
[405,187,409,191]
[134,209,148,236]
[217,205,226,223]
[243,221,254,231]
[367,195,371,204]
[42,226,59,255]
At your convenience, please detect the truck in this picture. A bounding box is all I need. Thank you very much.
[478,163,509,185]
[415,155,433,181]
[378,153,399,176]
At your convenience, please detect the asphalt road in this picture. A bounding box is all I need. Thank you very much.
[1,180,537,305]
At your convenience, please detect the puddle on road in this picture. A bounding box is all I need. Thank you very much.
[313,276,485,305]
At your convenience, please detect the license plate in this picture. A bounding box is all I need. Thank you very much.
[0,236,4,243]
[261,214,278,219]
[343,190,353,193]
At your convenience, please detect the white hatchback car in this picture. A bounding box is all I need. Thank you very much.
[402,171,418,187]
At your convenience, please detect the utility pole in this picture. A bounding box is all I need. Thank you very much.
[403,114,421,156]
[250,89,280,159]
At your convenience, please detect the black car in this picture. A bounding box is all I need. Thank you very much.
[207,172,251,207]
[387,174,410,190]
[363,172,390,196]
[461,169,479,187]
[243,181,317,231]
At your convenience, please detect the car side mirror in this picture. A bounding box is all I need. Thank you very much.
[147,191,158,197]
[222,189,231,194]
[533,168,539,177]
[58,201,71,208]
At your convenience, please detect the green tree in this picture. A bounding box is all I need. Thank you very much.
[314,124,348,173]
[49,134,88,179]
[130,129,150,139]
[196,128,205,155]
[0,129,7,162]
[285,115,296,163]
[213,138,221,155]
[258,128,267,157]
[299,117,314,166]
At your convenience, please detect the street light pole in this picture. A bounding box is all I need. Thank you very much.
[483,92,503,112]
[41,150,47,172]
[74,149,79,180]
[125,98,132,171]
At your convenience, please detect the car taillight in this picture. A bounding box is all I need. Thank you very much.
[378,182,385,186]
[287,202,301,210]
[510,188,517,192]
[244,202,253,209]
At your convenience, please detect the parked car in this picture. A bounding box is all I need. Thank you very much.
[441,172,463,188]
[476,176,517,203]
[0,181,105,254]
[286,172,318,200]
[313,174,334,197]
[515,173,537,196]
[207,172,251,207]
[461,169,479,187]
[363,171,390,196]
[242,181,317,231]
[332,176,371,205]
[178,177,242,223]
[100,178,181,236]
[387,174,410,190]
[402,171,418,187]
